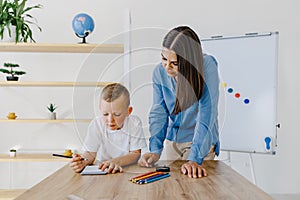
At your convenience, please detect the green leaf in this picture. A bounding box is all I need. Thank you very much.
[13,70,26,75]
[4,62,20,67]
[0,0,42,43]
[0,68,10,74]
[47,103,57,112]
[0,62,26,76]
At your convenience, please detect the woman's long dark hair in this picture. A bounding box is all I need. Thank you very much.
[163,26,205,114]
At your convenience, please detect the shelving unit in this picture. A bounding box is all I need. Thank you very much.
[0,42,124,138]
[0,44,120,191]
[0,42,127,190]
[0,10,132,191]
[0,43,121,189]
[0,42,124,120]
[0,42,127,128]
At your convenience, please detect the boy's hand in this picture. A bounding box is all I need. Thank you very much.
[69,154,86,173]
[99,161,123,174]
[138,153,160,167]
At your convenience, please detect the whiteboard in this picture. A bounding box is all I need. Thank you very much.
[201,32,279,154]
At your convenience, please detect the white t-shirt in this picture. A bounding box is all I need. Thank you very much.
[83,115,147,162]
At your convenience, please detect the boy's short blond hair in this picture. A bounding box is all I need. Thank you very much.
[101,83,130,106]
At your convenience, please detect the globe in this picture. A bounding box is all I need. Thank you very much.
[72,13,95,43]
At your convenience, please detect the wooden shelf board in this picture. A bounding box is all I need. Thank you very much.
[0,189,27,199]
[0,119,91,123]
[0,154,70,162]
[0,43,124,53]
[0,81,113,87]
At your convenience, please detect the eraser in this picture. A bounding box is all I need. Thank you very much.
[156,166,170,172]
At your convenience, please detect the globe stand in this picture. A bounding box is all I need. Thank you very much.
[75,32,90,44]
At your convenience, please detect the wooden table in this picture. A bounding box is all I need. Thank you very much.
[15,160,273,200]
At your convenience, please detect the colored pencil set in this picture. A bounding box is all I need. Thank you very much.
[129,171,170,184]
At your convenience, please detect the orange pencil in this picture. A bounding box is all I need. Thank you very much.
[129,171,155,181]
[132,172,165,183]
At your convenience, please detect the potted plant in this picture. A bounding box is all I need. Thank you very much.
[0,62,26,81]
[9,148,16,157]
[47,103,57,120]
[0,0,42,43]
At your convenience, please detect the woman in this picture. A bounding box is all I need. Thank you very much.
[139,26,220,178]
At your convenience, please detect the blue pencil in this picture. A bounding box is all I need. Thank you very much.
[137,173,167,184]
[139,173,170,184]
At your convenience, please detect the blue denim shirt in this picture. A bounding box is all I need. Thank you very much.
[149,54,220,165]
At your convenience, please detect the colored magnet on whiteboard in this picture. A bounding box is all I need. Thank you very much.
[244,98,250,104]
[227,88,233,93]
[234,93,240,98]
[221,82,227,88]
[264,137,272,152]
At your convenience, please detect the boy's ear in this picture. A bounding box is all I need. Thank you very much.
[127,106,133,115]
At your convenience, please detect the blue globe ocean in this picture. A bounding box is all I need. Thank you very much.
[72,13,95,42]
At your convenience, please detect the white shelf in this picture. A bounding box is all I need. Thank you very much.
[0,81,113,87]
[0,43,124,53]
[0,119,91,123]
[0,154,70,162]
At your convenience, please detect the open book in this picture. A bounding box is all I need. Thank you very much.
[80,165,107,175]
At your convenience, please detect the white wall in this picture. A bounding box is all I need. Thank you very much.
[1,0,299,194]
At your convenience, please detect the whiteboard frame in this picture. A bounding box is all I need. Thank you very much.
[202,32,279,154]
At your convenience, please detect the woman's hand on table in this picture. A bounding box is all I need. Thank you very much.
[181,161,207,178]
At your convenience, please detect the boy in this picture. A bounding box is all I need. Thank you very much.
[70,83,147,174]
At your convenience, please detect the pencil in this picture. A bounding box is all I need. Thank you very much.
[52,154,87,161]
[140,173,170,184]
[137,173,168,184]
[52,153,72,158]
[133,172,164,182]
[129,171,155,181]
[132,172,164,183]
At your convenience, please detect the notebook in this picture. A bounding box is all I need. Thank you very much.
[80,165,107,175]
